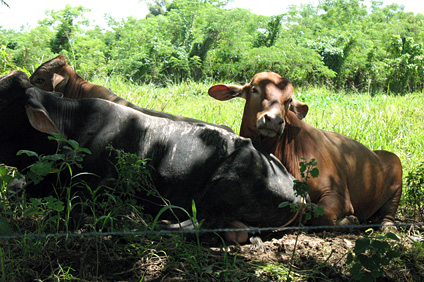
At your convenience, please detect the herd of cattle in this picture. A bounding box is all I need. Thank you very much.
[0,56,403,243]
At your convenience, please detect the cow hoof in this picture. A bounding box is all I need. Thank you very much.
[336,215,359,226]
[225,231,249,244]
[224,221,249,244]
[381,221,397,232]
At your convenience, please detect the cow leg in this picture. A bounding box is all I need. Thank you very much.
[372,151,403,227]
[224,221,249,243]
[311,192,356,226]
[370,179,402,227]
[335,215,359,226]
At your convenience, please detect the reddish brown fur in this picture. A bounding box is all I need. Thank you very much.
[30,56,233,132]
[209,72,402,227]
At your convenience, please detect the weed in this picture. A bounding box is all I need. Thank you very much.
[403,161,424,220]
[17,134,91,187]
[346,231,401,281]
[279,158,323,281]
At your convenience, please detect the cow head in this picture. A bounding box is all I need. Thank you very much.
[30,55,69,93]
[1,70,60,136]
[0,70,32,106]
[0,71,60,173]
[208,72,309,138]
[0,71,32,142]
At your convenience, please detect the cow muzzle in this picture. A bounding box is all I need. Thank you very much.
[257,110,285,137]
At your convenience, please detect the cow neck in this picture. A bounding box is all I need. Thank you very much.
[239,112,261,140]
[43,95,79,138]
[63,66,92,99]
[259,113,306,180]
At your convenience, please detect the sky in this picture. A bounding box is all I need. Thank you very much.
[0,0,423,31]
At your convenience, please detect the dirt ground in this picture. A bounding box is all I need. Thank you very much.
[228,231,367,281]
[138,211,424,281]
[9,208,423,281]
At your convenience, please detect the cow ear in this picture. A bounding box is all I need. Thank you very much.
[208,84,245,101]
[25,105,60,134]
[52,73,68,92]
[57,55,67,64]
[290,100,309,120]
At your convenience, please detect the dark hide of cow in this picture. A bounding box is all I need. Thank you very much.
[208,72,403,228]
[30,55,234,133]
[0,71,57,168]
[1,71,305,243]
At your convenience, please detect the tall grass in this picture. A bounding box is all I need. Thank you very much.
[298,89,424,174]
[94,76,424,174]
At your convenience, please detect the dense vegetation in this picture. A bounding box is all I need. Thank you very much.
[1,0,424,94]
[1,81,424,281]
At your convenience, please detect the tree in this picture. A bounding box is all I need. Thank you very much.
[254,15,283,48]
[0,0,9,8]
[40,5,90,56]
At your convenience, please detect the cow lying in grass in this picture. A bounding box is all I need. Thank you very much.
[209,72,402,228]
[1,70,305,243]
[30,55,233,132]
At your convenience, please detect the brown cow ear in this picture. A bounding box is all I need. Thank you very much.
[290,100,309,120]
[52,73,68,92]
[57,55,67,64]
[25,106,60,134]
[208,84,245,101]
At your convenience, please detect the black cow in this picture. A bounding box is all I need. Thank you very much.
[0,71,304,243]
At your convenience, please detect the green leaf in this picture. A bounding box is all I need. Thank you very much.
[30,161,53,176]
[354,238,370,253]
[387,250,400,258]
[305,213,312,221]
[313,206,325,217]
[371,240,389,252]
[67,139,79,149]
[44,154,65,161]
[385,232,400,241]
[191,199,197,220]
[363,275,375,282]
[0,217,13,235]
[310,167,319,178]
[278,202,290,208]
[17,150,38,157]
[0,166,7,177]
[350,262,362,275]
[79,148,92,154]
[346,252,353,264]
[23,207,39,217]
[361,256,377,271]
[371,269,383,278]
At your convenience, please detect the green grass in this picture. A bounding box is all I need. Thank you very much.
[297,89,424,174]
[95,76,424,174]
[1,77,424,281]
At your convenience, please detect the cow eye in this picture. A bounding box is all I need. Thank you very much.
[35,78,44,84]
[252,87,258,94]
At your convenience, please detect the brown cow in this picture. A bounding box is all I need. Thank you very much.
[208,72,403,227]
[30,55,233,132]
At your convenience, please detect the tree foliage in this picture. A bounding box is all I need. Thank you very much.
[1,0,423,93]
[0,0,8,8]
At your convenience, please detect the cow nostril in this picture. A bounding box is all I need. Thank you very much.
[264,114,271,122]
[279,120,284,125]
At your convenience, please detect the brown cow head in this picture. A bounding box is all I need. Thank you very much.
[208,72,308,139]
[30,55,69,92]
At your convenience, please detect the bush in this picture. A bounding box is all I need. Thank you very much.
[404,162,424,220]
